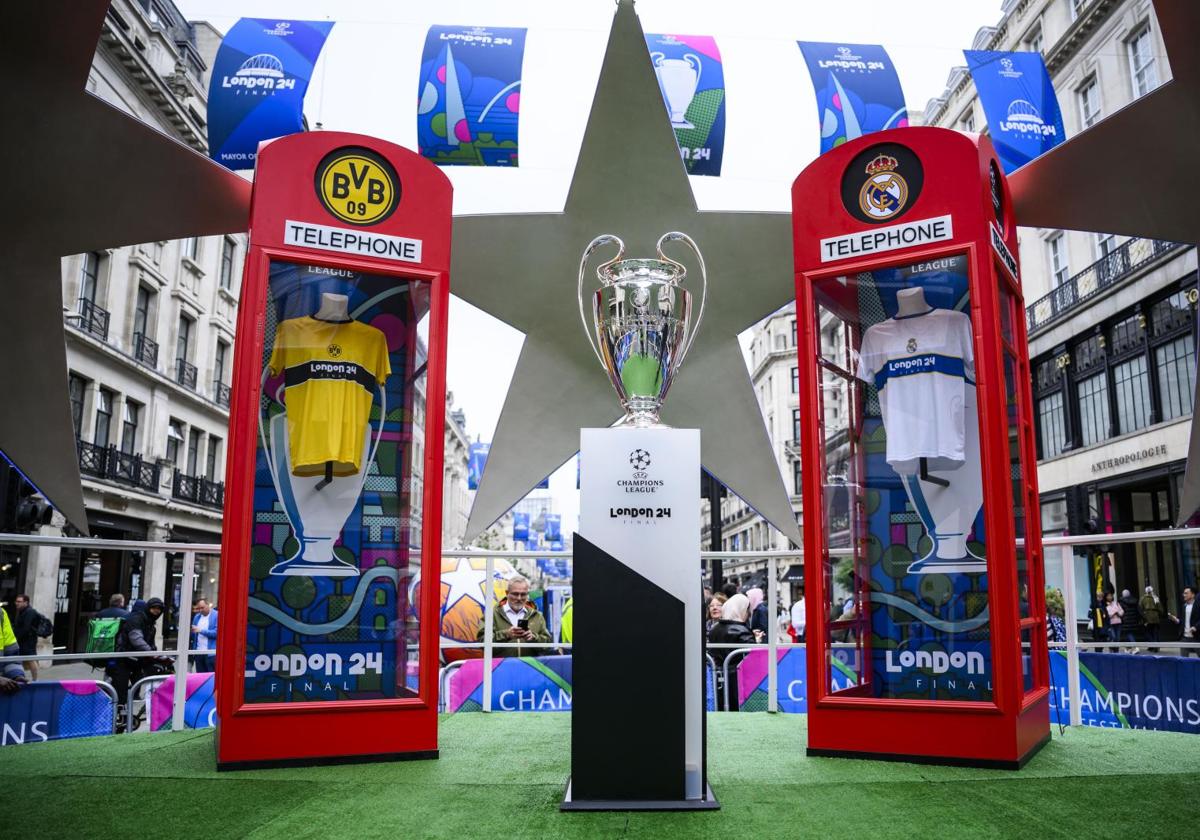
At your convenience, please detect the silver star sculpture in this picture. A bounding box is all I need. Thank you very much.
[1,2,251,532]
[1005,0,1200,524]
[454,0,801,545]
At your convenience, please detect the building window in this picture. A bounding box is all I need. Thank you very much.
[176,314,193,363]
[793,460,802,496]
[1069,0,1086,21]
[206,435,221,480]
[1094,232,1116,259]
[1076,373,1109,447]
[1037,392,1067,458]
[792,409,801,442]
[95,388,114,447]
[166,421,184,466]
[214,339,229,386]
[219,237,236,289]
[68,374,86,438]
[79,252,101,305]
[790,319,797,347]
[133,286,153,340]
[961,110,975,133]
[790,366,799,394]
[1112,356,1152,434]
[1128,26,1159,97]
[1156,335,1196,422]
[120,401,140,455]
[186,429,201,475]
[1078,77,1100,128]
[1025,26,1043,54]
[1048,235,1069,287]
[182,237,199,261]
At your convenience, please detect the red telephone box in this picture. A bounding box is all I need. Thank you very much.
[215,132,451,768]
[791,127,1048,768]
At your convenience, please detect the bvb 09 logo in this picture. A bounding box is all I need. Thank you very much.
[858,154,908,221]
[315,147,401,226]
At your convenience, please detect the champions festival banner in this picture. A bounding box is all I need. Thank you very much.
[1049,651,1200,734]
[150,674,217,731]
[964,50,1065,174]
[797,42,908,155]
[417,26,526,167]
[206,19,334,171]
[737,648,859,712]
[444,655,717,712]
[0,681,114,746]
[243,262,428,703]
[645,34,726,176]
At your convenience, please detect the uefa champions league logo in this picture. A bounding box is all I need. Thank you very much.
[998,57,1023,79]
[630,448,652,476]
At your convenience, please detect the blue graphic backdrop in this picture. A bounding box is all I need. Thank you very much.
[645,33,726,176]
[798,42,908,155]
[206,18,334,170]
[417,26,526,167]
[964,50,1065,173]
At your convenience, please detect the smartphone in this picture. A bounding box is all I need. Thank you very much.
[518,618,530,630]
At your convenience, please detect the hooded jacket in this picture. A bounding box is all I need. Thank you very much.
[118,597,165,652]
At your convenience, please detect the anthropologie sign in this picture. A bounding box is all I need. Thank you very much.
[1091,444,1169,474]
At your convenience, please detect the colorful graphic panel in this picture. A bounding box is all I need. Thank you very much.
[736,647,861,712]
[645,34,725,176]
[0,681,114,745]
[964,50,1065,174]
[150,674,217,731]
[243,261,429,703]
[417,26,526,167]
[1049,651,1200,734]
[206,19,334,170]
[797,42,908,154]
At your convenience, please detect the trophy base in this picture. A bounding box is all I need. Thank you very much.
[906,557,988,575]
[669,119,695,130]
[270,557,360,577]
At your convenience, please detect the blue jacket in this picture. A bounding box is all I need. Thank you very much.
[191,609,217,647]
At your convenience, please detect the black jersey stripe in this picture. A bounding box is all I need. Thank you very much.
[284,360,377,391]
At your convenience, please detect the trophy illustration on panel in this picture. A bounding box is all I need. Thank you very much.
[650,52,701,130]
[259,292,389,577]
[578,232,707,427]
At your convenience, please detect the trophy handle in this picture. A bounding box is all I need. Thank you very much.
[656,231,706,364]
[649,51,665,67]
[684,54,702,85]
[577,234,624,368]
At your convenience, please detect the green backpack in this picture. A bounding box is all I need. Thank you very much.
[85,616,123,666]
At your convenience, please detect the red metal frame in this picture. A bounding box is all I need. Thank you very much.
[215,132,451,767]
[792,127,1048,767]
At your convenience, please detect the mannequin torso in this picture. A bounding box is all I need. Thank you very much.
[314,292,350,321]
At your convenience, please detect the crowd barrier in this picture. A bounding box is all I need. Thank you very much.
[0,679,116,744]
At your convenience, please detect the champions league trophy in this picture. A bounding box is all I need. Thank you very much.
[650,52,701,130]
[577,232,706,427]
[258,375,385,577]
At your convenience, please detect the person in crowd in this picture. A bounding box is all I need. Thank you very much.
[1139,586,1164,651]
[1118,589,1140,647]
[1167,585,1199,657]
[747,587,769,640]
[1046,590,1067,644]
[110,597,165,712]
[705,597,723,636]
[1105,592,1124,652]
[708,593,757,712]
[97,594,129,620]
[477,576,550,656]
[1090,592,1110,645]
[12,594,47,681]
[720,581,738,600]
[791,587,806,643]
[190,598,218,672]
[0,605,26,694]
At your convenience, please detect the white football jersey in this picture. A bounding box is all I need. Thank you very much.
[856,307,976,475]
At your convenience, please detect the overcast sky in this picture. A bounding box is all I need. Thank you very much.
[176,0,1006,535]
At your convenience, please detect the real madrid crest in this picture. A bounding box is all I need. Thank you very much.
[859,154,908,221]
[906,337,918,353]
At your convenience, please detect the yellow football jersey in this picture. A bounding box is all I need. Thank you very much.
[268,316,391,477]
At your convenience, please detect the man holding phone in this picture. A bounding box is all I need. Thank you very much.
[477,576,551,656]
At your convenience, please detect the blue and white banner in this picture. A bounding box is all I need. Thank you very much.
[513,512,529,542]
[418,25,526,167]
[797,42,908,155]
[645,34,726,176]
[545,513,562,542]
[964,50,1065,173]
[206,18,334,171]
[467,442,489,490]
[1049,651,1200,734]
[0,681,114,746]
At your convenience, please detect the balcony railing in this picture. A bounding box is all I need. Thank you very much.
[1026,238,1185,334]
[75,439,159,493]
[132,331,158,368]
[215,382,231,408]
[75,299,110,342]
[172,471,224,509]
[174,358,197,390]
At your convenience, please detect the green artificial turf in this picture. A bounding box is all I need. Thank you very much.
[3,713,1197,839]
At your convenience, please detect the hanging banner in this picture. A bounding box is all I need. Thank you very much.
[206,18,334,171]
[545,513,562,542]
[645,33,726,176]
[964,50,1065,174]
[0,681,114,745]
[417,25,526,167]
[513,512,529,542]
[468,442,489,490]
[797,42,908,155]
[1048,650,1200,734]
[150,674,217,731]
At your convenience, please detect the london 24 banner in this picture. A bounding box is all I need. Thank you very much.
[645,34,726,176]
[206,19,334,171]
[418,26,526,167]
[964,50,1065,173]
[797,42,908,155]
[467,442,489,490]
